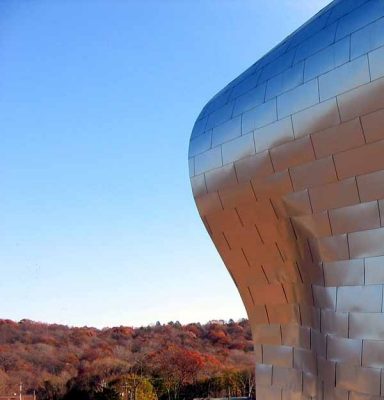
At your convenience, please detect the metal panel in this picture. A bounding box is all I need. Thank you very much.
[337,76,384,122]
[292,98,340,139]
[290,156,337,191]
[309,177,359,212]
[357,169,384,202]
[365,256,384,285]
[293,347,316,374]
[369,45,384,80]
[336,285,383,312]
[218,181,256,209]
[268,304,301,324]
[333,139,384,180]
[323,387,349,400]
[194,146,222,175]
[349,312,384,340]
[191,115,208,138]
[190,174,206,197]
[327,336,362,365]
[351,17,384,59]
[335,0,384,40]
[295,23,338,63]
[263,344,293,368]
[282,189,312,217]
[250,283,287,305]
[188,131,212,157]
[204,163,237,192]
[336,363,381,395]
[319,55,371,101]
[205,102,234,130]
[233,83,266,116]
[259,48,296,83]
[189,1,384,399]
[311,118,365,159]
[195,192,222,217]
[327,0,369,26]
[188,157,194,177]
[282,324,311,349]
[254,117,294,153]
[362,339,384,368]
[311,330,327,356]
[251,170,293,199]
[256,386,282,400]
[222,133,255,165]
[230,71,261,99]
[256,364,273,386]
[291,211,331,239]
[277,79,319,119]
[304,37,350,82]
[287,10,330,49]
[321,309,349,337]
[361,108,384,143]
[234,150,274,183]
[211,116,241,147]
[312,285,337,309]
[323,259,365,287]
[317,357,336,386]
[242,99,277,134]
[253,324,282,345]
[272,366,302,390]
[270,136,315,172]
[349,227,384,259]
[328,201,380,234]
[266,62,304,100]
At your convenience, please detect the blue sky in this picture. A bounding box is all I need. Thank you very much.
[0,0,329,328]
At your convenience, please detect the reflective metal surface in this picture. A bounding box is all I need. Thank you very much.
[188,1,384,398]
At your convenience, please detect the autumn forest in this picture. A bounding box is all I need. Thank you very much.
[0,319,255,400]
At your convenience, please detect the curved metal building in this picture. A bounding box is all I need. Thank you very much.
[188,1,384,399]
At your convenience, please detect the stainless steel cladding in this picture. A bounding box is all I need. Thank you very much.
[188,1,384,399]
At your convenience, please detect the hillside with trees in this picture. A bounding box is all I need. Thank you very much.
[0,319,254,400]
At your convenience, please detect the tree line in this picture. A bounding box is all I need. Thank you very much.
[0,319,255,400]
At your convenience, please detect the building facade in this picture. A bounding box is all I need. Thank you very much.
[189,0,384,399]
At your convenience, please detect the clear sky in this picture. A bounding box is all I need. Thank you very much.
[0,0,330,328]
